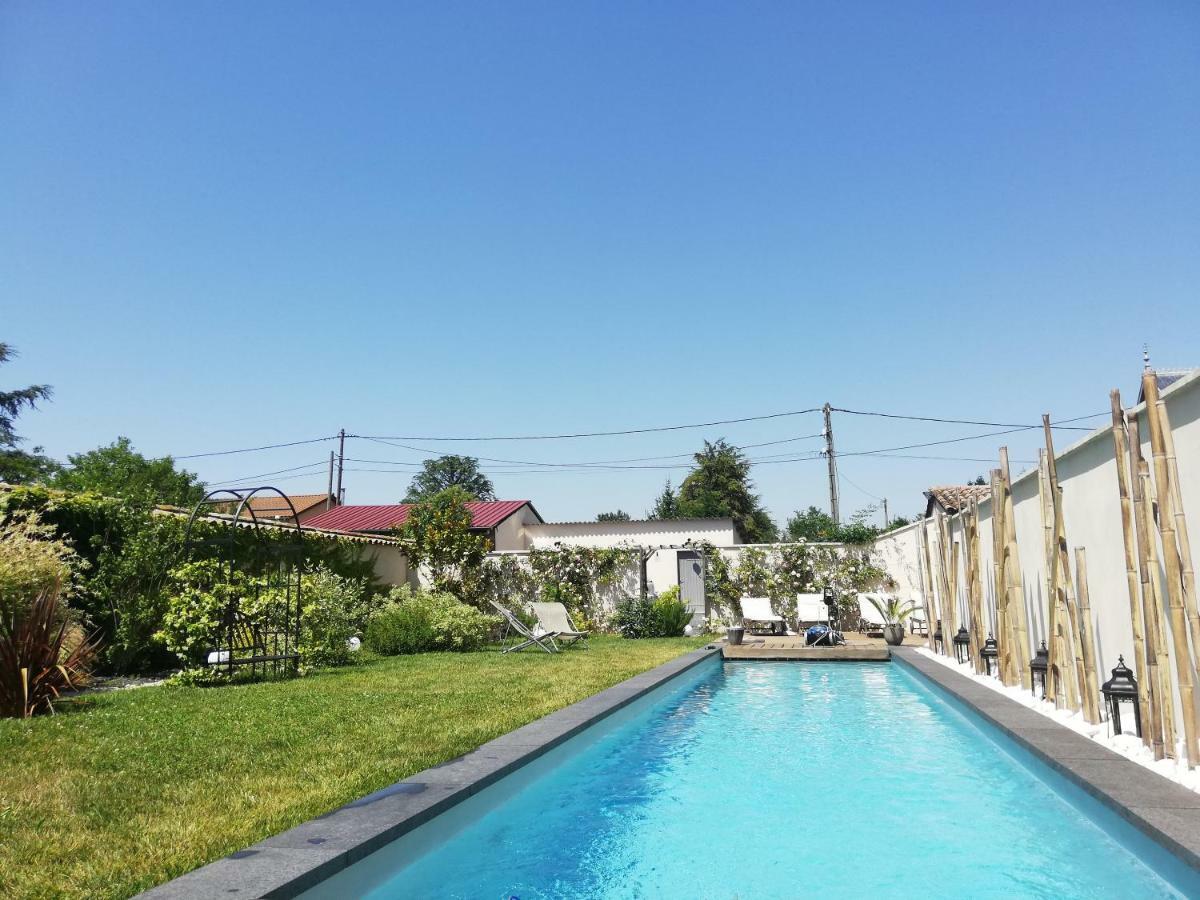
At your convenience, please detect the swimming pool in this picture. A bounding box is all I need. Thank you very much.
[301,659,1197,898]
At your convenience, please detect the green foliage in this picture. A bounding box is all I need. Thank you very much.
[398,487,489,596]
[647,478,679,519]
[612,594,655,638]
[785,504,884,545]
[404,455,495,502]
[157,560,261,669]
[597,509,631,522]
[528,543,637,625]
[0,342,58,484]
[364,586,497,654]
[689,540,740,620]
[0,509,80,619]
[0,485,380,674]
[1,582,101,718]
[676,440,777,542]
[297,566,374,670]
[649,586,691,637]
[50,437,206,507]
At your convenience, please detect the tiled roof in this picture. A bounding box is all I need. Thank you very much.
[925,484,991,513]
[238,493,331,519]
[303,500,534,533]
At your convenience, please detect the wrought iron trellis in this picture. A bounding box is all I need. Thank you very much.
[182,487,304,679]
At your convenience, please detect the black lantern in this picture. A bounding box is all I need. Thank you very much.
[933,619,944,654]
[953,625,970,664]
[981,633,1000,677]
[1030,641,1049,699]
[1101,656,1142,738]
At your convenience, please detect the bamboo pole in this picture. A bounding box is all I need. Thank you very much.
[1143,371,1199,768]
[1074,547,1102,724]
[1110,390,1151,744]
[1142,458,1179,757]
[919,521,939,652]
[1000,448,1031,688]
[1043,417,1081,712]
[990,469,1010,678]
[936,512,958,656]
[965,502,987,674]
[1038,451,1065,707]
[1157,398,1200,675]
[1129,416,1168,758]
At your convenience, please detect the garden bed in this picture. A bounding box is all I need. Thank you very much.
[0,636,709,900]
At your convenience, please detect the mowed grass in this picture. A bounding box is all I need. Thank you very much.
[0,635,710,899]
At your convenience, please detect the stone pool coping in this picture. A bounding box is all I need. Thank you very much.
[894,645,1200,874]
[138,644,722,899]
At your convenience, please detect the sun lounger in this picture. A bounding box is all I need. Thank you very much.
[490,600,559,654]
[795,592,828,626]
[529,602,589,650]
[908,593,929,635]
[741,596,786,634]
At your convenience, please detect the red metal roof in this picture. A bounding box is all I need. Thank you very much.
[302,500,535,534]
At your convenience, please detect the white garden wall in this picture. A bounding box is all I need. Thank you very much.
[874,371,1200,723]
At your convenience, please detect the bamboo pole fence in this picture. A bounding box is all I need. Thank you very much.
[1157,397,1200,681]
[1143,371,1199,768]
[964,501,987,674]
[1110,389,1153,745]
[1073,546,1102,724]
[1037,450,1067,707]
[1043,418,1082,712]
[919,521,939,653]
[999,448,1031,688]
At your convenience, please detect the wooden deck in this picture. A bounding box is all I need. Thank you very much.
[721,632,895,661]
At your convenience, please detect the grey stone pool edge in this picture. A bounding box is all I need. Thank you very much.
[894,645,1200,875]
[137,644,723,900]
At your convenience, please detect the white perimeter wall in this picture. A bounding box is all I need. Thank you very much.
[874,372,1200,713]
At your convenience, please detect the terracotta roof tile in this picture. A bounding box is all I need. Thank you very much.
[926,484,991,513]
[302,500,535,533]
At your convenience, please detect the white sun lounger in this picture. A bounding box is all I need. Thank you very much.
[908,593,929,635]
[741,596,785,634]
[795,592,828,625]
[529,602,589,650]
[490,600,559,654]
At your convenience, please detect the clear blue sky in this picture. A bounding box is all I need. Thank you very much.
[2,2,1197,525]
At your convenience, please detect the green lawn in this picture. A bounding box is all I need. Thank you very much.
[0,635,710,900]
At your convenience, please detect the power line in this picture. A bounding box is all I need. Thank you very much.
[207,460,330,486]
[177,436,337,460]
[830,408,1105,431]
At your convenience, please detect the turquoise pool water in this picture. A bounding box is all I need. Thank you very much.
[304,660,1196,898]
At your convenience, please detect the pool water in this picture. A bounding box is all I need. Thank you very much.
[304,660,1194,898]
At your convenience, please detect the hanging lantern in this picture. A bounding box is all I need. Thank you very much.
[981,633,1000,677]
[1030,641,1049,699]
[933,619,944,654]
[1101,656,1142,738]
[953,625,971,665]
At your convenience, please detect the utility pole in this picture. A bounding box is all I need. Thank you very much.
[823,403,840,525]
[882,497,889,529]
[325,451,335,510]
[335,428,346,505]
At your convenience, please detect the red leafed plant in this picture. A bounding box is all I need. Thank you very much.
[1,582,102,718]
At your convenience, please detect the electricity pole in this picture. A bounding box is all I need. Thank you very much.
[335,428,346,505]
[326,451,335,510]
[823,403,840,525]
[882,497,889,529]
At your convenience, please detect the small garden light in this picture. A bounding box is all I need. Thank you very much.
[1030,641,1049,699]
[981,633,999,677]
[1101,656,1142,738]
[933,619,944,654]
[953,625,970,665]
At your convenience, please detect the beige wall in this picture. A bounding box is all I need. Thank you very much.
[367,543,411,588]
[491,504,544,551]
[874,371,1200,728]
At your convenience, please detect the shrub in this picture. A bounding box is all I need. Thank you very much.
[157,561,260,669]
[650,587,692,637]
[365,587,497,655]
[0,510,81,620]
[1,582,101,718]
[612,595,655,639]
[297,566,373,670]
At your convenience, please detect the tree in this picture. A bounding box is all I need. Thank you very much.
[785,506,840,542]
[0,343,58,484]
[597,509,631,522]
[647,479,679,519]
[676,440,777,543]
[50,437,205,506]
[404,455,495,503]
[971,475,987,485]
[397,486,488,597]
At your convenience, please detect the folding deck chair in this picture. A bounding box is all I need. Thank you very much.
[529,602,589,650]
[490,600,559,653]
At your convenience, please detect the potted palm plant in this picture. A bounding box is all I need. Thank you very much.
[867,595,918,646]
